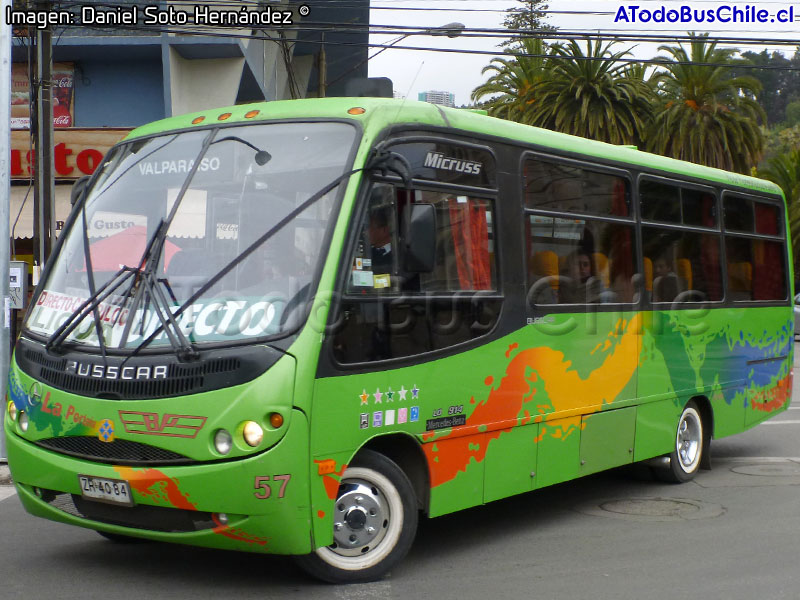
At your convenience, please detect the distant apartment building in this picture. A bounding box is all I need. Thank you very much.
[417,90,455,107]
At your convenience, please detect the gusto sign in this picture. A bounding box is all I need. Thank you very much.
[10,129,129,180]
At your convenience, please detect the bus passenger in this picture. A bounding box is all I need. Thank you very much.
[652,254,680,303]
[560,248,605,304]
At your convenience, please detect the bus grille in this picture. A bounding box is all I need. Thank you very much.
[15,337,280,400]
[36,436,194,465]
[45,492,216,532]
[33,356,241,399]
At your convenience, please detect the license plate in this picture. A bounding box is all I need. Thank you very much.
[78,475,133,507]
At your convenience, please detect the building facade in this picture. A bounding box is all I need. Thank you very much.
[417,90,455,108]
[8,0,369,263]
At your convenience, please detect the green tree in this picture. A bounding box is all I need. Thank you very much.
[786,100,800,127]
[732,48,800,126]
[501,0,554,50]
[523,39,656,145]
[471,37,552,121]
[647,34,765,174]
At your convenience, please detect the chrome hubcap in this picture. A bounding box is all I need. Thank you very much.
[330,479,389,556]
[677,410,701,471]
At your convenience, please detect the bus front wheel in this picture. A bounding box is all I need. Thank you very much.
[295,449,418,583]
[657,401,704,483]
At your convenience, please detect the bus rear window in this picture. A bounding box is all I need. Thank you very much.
[725,195,783,236]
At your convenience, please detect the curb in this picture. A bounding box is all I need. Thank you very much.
[0,464,12,486]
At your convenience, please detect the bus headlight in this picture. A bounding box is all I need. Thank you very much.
[19,411,29,432]
[7,401,17,422]
[214,429,232,455]
[242,421,263,447]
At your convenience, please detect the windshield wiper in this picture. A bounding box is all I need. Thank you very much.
[45,189,120,356]
[126,147,411,355]
[44,134,197,356]
[45,266,136,353]
[124,163,366,358]
[109,129,222,359]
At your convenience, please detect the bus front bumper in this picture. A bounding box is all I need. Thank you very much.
[5,409,312,555]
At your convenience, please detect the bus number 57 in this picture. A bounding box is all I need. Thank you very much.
[254,474,292,499]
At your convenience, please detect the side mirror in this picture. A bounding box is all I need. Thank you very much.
[70,175,91,207]
[402,203,436,272]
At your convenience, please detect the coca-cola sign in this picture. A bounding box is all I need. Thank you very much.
[11,62,74,129]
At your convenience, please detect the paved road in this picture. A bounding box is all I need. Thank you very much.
[2,355,800,599]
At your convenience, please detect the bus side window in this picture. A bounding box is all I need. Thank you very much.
[524,157,636,307]
[724,196,787,302]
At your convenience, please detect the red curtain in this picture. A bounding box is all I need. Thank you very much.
[608,180,634,300]
[448,198,491,290]
[753,203,784,300]
[700,194,722,301]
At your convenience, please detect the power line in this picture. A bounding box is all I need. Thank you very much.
[47,18,800,52]
[15,4,798,72]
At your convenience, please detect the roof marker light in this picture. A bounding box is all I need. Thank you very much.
[347,107,366,115]
[244,110,260,119]
[218,112,232,121]
[192,116,206,125]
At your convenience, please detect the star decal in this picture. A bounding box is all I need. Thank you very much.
[411,385,420,399]
[374,388,383,404]
[386,388,395,402]
[398,386,408,401]
[359,390,369,405]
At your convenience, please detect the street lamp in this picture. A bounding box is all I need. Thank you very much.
[368,22,466,62]
[319,22,465,96]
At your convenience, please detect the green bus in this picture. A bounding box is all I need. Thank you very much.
[5,98,793,583]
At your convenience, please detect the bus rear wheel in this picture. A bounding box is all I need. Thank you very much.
[295,450,418,583]
[657,401,704,483]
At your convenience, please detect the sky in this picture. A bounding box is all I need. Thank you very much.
[367,0,800,106]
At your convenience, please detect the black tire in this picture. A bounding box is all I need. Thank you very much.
[295,449,418,584]
[656,400,705,483]
[96,530,145,543]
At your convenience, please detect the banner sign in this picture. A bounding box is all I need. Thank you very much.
[27,290,284,346]
[12,62,75,130]
[10,128,130,180]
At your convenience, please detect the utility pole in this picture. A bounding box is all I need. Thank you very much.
[1,0,14,461]
[33,0,54,273]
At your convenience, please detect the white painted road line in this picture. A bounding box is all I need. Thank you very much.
[760,420,800,424]
[0,487,16,502]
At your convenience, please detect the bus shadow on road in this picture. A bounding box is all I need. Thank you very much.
[402,466,673,571]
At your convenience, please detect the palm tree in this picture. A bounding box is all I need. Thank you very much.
[471,37,552,121]
[523,39,656,146]
[647,34,765,174]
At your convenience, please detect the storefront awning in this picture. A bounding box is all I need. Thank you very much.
[9,183,206,239]
[10,183,74,239]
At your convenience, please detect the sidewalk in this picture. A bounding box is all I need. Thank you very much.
[0,463,12,486]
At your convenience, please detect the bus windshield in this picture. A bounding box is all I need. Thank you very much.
[25,121,357,350]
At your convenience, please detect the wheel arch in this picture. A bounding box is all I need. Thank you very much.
[358,433,430,514]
